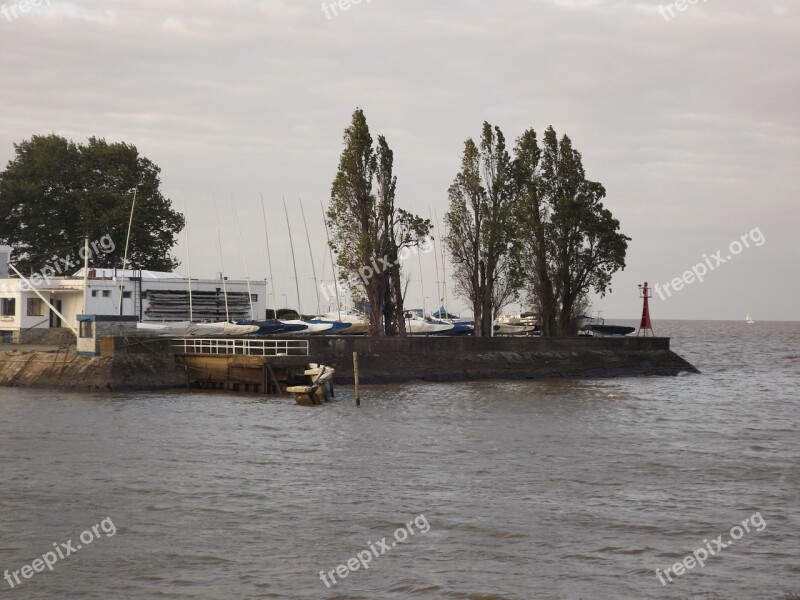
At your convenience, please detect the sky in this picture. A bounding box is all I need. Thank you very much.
[1,0,797,321]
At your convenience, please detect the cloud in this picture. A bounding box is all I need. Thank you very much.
[0,0,796,318]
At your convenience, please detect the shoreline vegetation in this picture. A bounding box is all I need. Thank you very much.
[2,108,631,339]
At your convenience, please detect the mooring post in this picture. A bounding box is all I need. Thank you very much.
[353,351,360,406]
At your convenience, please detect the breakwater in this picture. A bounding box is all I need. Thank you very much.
[308,336,699,384]
[0,335,698,391]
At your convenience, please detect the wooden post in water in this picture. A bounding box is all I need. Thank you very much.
[353,351,360,406]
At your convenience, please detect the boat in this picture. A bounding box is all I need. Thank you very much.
[577,313,633,337]
[136,321,260,336]
[136,322,175,334]
[307,318,352,333]
[746,313,755,324]
[338,322,369,335]
[494,313,541,336]
[403,312,455,335]
[588,324,636,337]
[286,364,335,406]
[235,319,308,335]
[317,310,369,335]
[280,319,334,334]
[425,307,475,335]
[494,322,539,336]
[430,319,473,336]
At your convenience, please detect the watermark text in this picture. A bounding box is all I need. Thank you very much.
[655,512,766,585]
[654,227,765,301]
[4,517,116,589]
[319,513,430,588]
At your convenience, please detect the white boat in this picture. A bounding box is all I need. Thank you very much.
[495,313,541,336]
[137,321,259,336]
[405,316,454,335]
[280,320,334,334]
[137,322,173,334]
[194,322,260,336]
[494,322,539,336]
[286,364,336,406]
[746,313,755,324]
[319,309,367,324]
[316,310,369,335]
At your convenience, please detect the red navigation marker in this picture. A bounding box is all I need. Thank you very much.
[637,282,655,337]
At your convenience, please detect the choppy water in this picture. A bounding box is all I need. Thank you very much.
[0,320,798,599]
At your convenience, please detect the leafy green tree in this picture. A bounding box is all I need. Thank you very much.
[517,126,630,336]
[327,109,430,336]
[445,123,522,336]
[0,134,184,274]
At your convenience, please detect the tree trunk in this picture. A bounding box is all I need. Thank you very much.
[367,285,385,336]
[392,269,407,337]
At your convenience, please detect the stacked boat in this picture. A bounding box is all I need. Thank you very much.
[494,314,541,336]
[136,321,260,336]
[401,308,475,336]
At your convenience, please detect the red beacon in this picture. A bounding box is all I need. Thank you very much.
[637,282,655,337]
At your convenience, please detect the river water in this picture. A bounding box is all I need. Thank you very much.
[0,320,798,599]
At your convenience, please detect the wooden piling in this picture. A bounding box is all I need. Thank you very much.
[353,351,360,406]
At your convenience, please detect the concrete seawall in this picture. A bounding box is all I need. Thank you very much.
[309,336,699,384]
[0,335,699,392]
[0,338,185,392]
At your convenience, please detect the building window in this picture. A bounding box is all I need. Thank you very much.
[250,294,258,302]
[122,291,132,299]
[91,290,98,297]
[102,290,111,298]
[79,321,94,339]
[0,298,15,316]
[27,298,45,316]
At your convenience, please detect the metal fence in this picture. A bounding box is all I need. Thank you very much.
[171,338,309,356]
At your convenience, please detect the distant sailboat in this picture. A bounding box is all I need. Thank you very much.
[746,313,755,324]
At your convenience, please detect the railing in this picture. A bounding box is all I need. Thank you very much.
[171,338,309,357]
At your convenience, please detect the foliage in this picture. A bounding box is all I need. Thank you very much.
[445,123,522,336]
[516,126,630,335]
[0,134,184,274]
[327,109,431,336]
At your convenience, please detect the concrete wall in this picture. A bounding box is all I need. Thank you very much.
[308,336,696,384]
[0,334,699,393]
[0,336,185,391]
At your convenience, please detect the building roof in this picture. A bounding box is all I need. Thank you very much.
[73,268,176,279]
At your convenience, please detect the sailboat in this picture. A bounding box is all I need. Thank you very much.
[403,309,455,335]
[746,313,755,324]
[316,309,369,335]
[427,306,474,336]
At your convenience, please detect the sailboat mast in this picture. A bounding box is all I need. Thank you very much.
[260,193,276,315]
[119,190,136,316]
[283,197,302,317]
[429,207,442,317]
[232,196,254,320]
[213,198,230,322]
[435,207,449,317]
[299,198,320,316]
[320,198,341,321]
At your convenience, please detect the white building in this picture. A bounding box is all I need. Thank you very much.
[0,260,267,344]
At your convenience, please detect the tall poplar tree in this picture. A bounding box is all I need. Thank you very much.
[445,123,522,336]
[517,126,630,335]
[327,108,430,336]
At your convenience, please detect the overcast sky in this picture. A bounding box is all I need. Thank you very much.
[1,0,797,320]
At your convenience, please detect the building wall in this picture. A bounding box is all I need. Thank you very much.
[0,276,267,335]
